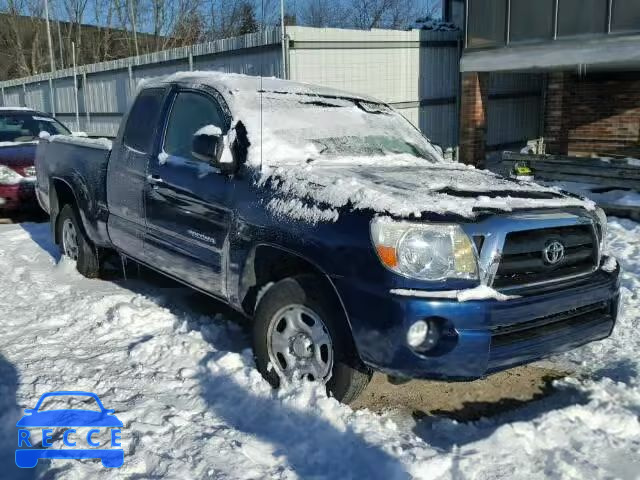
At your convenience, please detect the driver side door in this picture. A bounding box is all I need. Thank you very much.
[143,88,233,298]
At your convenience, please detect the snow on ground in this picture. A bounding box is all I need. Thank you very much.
[0,220,639,479]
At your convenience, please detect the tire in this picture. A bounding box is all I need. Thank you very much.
[253,274,372,403]
[56,204,100,278]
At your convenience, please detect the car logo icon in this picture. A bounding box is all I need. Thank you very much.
[15,391,124,468]
[543,240,565,265]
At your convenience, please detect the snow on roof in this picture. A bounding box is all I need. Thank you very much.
[412,18,459,31]
[147,71,379,103]
[0,106,37,112]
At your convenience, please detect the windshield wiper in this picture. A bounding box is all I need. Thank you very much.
[300,100,344,108]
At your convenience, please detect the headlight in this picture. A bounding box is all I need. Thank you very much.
[0,165,23,185]
[594,207,608,251]
[370,217,478,281]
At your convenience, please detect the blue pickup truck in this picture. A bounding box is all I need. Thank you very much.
[35,72,620,403]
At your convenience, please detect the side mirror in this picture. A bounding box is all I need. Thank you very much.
[191,125,222,164]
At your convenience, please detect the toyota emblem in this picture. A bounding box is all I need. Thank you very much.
[543,240,565,265]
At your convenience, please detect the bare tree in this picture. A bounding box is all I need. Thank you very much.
[343,0,429,30]
[88,0,115,61]
[301,0,346,28]
[2,0,31,76]
[63,0,90,64]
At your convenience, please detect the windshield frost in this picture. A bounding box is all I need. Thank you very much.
[239,92,444,167]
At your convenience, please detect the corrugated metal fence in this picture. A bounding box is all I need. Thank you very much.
[487,72,545,151]
[0,29,283,137]
[0,26,544,153]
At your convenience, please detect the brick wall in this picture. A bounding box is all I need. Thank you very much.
[459,72,490,166]
[544,71,640,158]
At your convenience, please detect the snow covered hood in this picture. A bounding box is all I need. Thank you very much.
[263,162,595,220]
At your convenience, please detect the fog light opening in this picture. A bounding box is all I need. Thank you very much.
[407,320,429,348]
[407,318,443,352]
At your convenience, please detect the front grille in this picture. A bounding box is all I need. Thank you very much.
[491,302,607,347]
[487,301,613,371]
[493,225,597,288]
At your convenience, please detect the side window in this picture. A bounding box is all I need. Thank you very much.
[123,88,164,152]
[163,91,224,162]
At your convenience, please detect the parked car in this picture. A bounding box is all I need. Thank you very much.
[0,107,71,213]
[35,73,620,403]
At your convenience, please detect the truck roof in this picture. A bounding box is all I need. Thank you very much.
[142,71,380,104]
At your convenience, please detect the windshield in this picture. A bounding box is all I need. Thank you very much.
[0,112,71,143]
[312,135,432,159]
[241,92,444,166]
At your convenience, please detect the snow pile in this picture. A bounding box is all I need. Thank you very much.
[49,134,113,150]
[412,17,459,31]
[0,219,639,478]
[550,180,640,208]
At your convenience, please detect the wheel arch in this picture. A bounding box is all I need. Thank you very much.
[50,177,80,245]
[239,243,357,345]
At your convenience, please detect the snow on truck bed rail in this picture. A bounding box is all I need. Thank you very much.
[0,219,639,479]
[48,134,113,150]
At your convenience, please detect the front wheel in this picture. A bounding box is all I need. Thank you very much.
[57,204,100,278]
[252,275,372,403]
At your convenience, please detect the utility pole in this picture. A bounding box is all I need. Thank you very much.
[128,0,140,57]
[280,0,287,79]
[57,18,65,69]
[44,0,56,72]
[72,42,80,131]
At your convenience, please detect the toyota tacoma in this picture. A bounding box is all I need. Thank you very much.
[35,72,620,403]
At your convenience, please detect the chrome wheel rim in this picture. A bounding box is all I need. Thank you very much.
[266,304,334,384]
[62,218,79,261]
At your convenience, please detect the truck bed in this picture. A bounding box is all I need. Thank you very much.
[35,135,113,247]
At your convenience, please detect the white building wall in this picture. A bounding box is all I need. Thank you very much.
[287,27,461,148]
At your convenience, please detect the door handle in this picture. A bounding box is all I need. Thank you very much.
[147,174,164,186]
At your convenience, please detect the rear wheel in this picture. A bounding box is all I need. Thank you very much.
[252,275,372,403]
[57,204,100,278]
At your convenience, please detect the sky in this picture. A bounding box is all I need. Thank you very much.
[46,0,443,35]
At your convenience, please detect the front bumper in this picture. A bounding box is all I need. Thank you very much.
[333,263,620,380]
[0,181,38,212]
